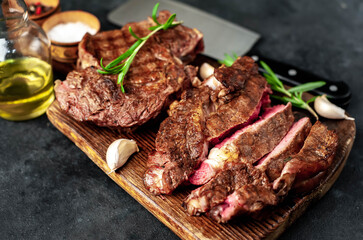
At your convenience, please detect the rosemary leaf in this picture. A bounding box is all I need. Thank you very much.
[260,61,284,88]
[287,81,326,93]
[129,26,142,40]
[306,96,318,104]
[218,53,237,67]
[164,14,176,29]
[152,3,161,25]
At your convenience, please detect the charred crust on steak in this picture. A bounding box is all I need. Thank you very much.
[273,121,339,197]
[183,162,277,222]
[144,57,271,195]
[55,11,204,130]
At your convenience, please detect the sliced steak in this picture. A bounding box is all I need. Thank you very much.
[273,121,338,197]
[256,117,312,181]
[183,162,277,223]
[189,103,294,185]
[144,86,211,195]
[144,57,270,195]
[205,58,271,145]
[54,11,203,129]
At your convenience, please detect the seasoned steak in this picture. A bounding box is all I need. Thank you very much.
[144,86,212,194]
[144,57,270,195]
[256,117,312,181]
[189,103,294,185]
[183,162,277,223]
[78,11,204,69]
[54,11,203,129]
[273,121,338,197]
[205,57,271,145]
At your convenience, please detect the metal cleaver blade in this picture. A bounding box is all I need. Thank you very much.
[107,0,260,60]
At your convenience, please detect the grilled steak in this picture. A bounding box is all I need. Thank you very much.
[183,118,340,223]
[144,86,212,194]
[54,11,203,129]
[189,103,294,185]
[256,117,312,181]
[78,11,204,69]
[144,57,270,195]
[183,162,277,223]
[205,58,271,145]
[273,121,338,197]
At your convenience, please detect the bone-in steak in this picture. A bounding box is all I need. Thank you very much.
[54,11,203,129]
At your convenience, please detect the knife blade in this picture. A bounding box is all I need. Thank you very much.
[107,0,351,107]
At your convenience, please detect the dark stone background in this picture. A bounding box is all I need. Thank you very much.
[1,0,362,239]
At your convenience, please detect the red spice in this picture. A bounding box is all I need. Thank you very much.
[35,6,42,15]
[27,2,53,16]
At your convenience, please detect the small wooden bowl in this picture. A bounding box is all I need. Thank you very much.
[42,11,100,63]
[26,0,60,26]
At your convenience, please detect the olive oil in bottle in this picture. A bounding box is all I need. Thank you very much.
[0,57,54,121]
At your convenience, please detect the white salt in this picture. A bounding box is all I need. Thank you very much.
[47,22,97,43]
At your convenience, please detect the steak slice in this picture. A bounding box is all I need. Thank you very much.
[144,86,212,195]
[183,162,277,223]
[205,58,271,145]
[144,57,270,195]
[273,121,338,197]
[54,11,203,129]
[256,117,312,181]
[189,103,294,185]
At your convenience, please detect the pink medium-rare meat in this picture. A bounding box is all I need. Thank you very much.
[256,117,312,181]
[208,183,277,223]
[205,58,271,145]
[54,11,203,129]
[144,57,270,195]
[183,162,277,223]
[273,121,338,197]
[189,103,294,185]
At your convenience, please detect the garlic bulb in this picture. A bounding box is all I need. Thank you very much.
[314,94,354,120]
[200,62,215,80]
[106,139,139,173]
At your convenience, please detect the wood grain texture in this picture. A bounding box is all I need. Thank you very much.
[46,51,355,239]
[46,99,355,240]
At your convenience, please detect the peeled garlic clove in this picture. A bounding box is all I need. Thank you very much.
[106,139,139,173]
[200,62,215,80]
[314,94,354,120]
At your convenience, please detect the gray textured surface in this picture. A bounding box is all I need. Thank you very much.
[1,0,362,239]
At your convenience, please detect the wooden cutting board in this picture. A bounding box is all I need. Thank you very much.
[47,52,355,239]
[46,98,355,239]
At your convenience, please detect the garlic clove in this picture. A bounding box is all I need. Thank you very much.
[200,62,215,80]
[106,139,139,173]
[314,94,354,120]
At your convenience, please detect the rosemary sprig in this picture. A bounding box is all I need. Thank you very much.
[218,53,326,119]
[97,3,183,93]
[260,61,326,119]
[218,52,238,67]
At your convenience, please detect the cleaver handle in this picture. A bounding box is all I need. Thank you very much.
[246,52,351,108]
